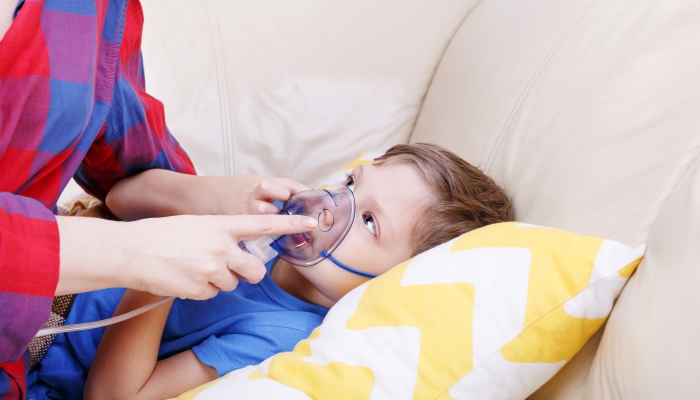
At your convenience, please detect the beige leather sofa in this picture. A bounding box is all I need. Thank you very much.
[135,0,700,398]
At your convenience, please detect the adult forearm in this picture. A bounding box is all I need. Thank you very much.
[55,216,128,295]
[105,169,223,220]
[105,169,313,221]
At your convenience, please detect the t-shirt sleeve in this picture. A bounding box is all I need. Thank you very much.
[0,193,59,370]
[74,0,195,201]
[191,325,313,377]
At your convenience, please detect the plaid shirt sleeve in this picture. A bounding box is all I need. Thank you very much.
[0,194,59,399]
[0,0,194,397]
[74,0,195,200]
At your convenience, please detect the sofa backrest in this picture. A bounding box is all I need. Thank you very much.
[140,0,476,186]
[411,0,700,398]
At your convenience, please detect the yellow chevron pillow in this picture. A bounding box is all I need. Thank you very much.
[179,222,644,400]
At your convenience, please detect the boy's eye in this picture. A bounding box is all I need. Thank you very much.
[344,174,355,192]
[363,214,377,235]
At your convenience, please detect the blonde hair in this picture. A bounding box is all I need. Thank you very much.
[374,143,510,256]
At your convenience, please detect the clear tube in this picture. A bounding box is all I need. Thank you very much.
[36,234,278,338]
[35,296,174,338]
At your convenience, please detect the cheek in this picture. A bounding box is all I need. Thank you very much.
[333,222,411,277]
[329,224,373,268]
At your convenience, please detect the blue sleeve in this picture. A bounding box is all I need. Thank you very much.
[191,325,312,377]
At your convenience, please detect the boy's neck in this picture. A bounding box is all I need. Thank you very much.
[270,258,334,308]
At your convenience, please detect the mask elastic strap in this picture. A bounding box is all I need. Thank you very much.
[320,251,377,279]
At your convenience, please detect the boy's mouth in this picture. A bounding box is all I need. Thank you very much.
[274,187,354,267]
[290,233,312,248]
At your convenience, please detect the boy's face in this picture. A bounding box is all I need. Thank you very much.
[291,162,433,303]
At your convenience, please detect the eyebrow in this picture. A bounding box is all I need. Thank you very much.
[356,164,394,240]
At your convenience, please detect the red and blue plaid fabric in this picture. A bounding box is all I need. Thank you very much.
[0,0,195,397]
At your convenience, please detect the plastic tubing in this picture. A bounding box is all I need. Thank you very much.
[35,296,175,338]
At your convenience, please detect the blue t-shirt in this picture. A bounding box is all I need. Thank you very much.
[27,257,328,399]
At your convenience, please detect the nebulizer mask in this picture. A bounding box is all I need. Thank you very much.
[239,187,377,279]
[36,188,374,338]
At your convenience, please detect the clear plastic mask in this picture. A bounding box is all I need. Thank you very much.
[273,187,355,267]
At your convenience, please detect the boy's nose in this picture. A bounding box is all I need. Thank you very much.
[319,209,334,232]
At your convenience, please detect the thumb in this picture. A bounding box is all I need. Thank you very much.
[227,250,267,284]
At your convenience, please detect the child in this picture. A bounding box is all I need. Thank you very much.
[28,143,510,399]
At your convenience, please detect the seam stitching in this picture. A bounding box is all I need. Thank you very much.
[638,137,700,243]
[206,0,234,176]
[408,0,483,144]
[483,0,599,173]
[104,0,128,123]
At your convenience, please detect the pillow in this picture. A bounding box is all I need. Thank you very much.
[178,220,644,400]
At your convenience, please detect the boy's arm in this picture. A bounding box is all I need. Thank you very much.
[84,290,218,400]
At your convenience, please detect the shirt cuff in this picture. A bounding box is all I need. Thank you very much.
[0,193,59,363]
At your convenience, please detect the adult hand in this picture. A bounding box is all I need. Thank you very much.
[55,213,317,299]
[106,170,311,220]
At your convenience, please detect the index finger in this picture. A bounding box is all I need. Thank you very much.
[227,214,317,239]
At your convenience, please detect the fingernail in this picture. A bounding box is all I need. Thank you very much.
[303,217,318,228]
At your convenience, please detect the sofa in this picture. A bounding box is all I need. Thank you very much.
[117,0,700,398]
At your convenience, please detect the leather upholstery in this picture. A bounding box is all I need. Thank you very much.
[412,0,700,398]
[586,153,700,400]
[140,0,476,185]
